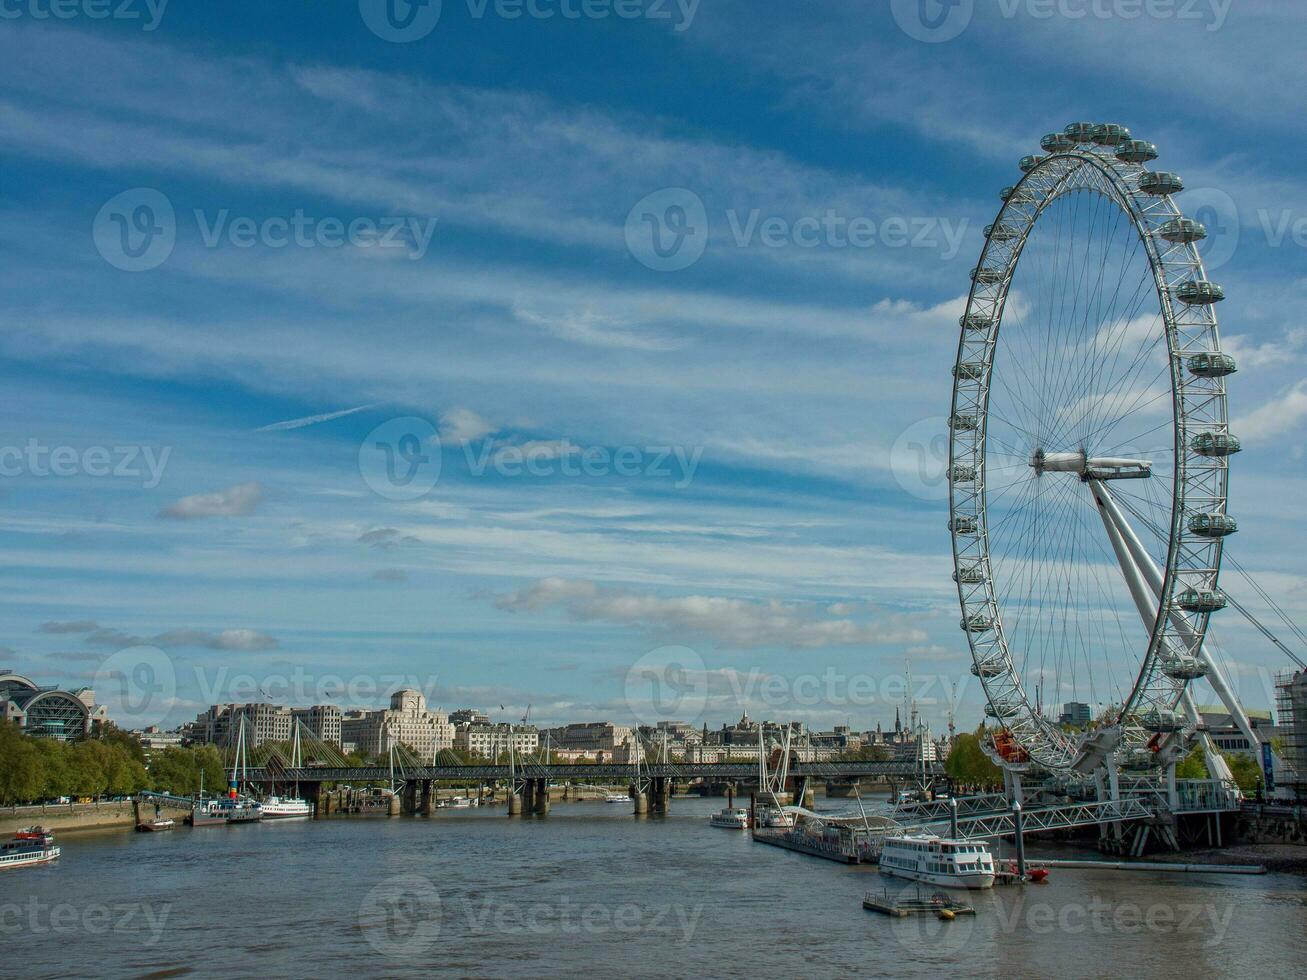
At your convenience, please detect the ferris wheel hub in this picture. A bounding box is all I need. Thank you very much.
[1030,450,1152,480]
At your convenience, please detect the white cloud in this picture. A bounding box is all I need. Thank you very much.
[160,482,263,519]
[1235,380,1307,442]
[494,578,927,649]
[438,407,496,444]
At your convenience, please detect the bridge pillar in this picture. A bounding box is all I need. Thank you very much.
[632,789,648,816]
[402,782,418,815]
[533,779,550,816]
[420,780,434,816]
[508,790,523,815]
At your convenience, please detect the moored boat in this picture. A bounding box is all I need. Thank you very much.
[878,834,996,889]
[1,827,60,870]
[709,806,751,829]
[260,795,312,819]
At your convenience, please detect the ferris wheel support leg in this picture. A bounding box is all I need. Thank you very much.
[1091,480,1260,757]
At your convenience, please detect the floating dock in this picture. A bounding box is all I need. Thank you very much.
[1034,858,1266,875]
[752,828,859,864]
[862,891,976,918]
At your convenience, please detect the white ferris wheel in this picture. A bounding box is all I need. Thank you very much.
[948,121,1258,782]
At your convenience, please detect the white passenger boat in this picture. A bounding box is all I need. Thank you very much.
[605,793,630,803]
[0,828,60,870]
[708,806,751,829]
[260,795,312,819]
[878,834,996,889]
[755,806,796,828]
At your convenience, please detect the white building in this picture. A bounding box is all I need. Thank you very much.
[340,689,454,761]
[454,723,539,758]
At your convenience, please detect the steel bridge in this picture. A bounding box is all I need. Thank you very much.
[243,759,945,784]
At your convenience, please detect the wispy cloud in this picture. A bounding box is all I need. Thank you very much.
[160,482,263,519]
[494,578,927,649]
[256,404,378,432]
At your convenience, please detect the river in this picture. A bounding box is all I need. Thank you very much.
[4,796,1305,978]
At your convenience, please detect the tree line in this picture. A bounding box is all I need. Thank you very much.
[0,722,229,805]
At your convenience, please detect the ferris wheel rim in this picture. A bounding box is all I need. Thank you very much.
[947,126,1233,773]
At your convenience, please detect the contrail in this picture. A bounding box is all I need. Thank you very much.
[256,404,379,432]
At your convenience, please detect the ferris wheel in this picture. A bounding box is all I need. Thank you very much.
[948,121,1257,777]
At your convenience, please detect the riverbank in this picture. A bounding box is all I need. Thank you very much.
[1182,843,1307,874]
[0,801,189,836]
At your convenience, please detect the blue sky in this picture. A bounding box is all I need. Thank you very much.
[1,0,1304,732]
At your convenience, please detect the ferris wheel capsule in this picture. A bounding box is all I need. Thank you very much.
[1188,352,1238,377]
[1115,139,1158,163]
[961,313,994,331]
[1161,656,1209,681]
[1158,217,1207,243]
[1091,123,1131,146]
[1139,171,1185,195]
[1176,280,1225,304]
[949,464,977,483]
[1140,708,1185,734]
[954,362,984,381]
[971,660,1004,678]
[1176,588,1227,613]
[1191,432,1241,457]
[954,564,985,584]
[962,614,994,633]
[1188,513,1238,538]
[1063,121,1097,143]
[984,222,1020,241]
[1019,154,1044,173]
[1000,185,1036,204]
[1040,132,1075,153]
[971,266,1005,285]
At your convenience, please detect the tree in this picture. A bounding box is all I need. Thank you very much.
[0,721,46,804]
[945,729,1003,789]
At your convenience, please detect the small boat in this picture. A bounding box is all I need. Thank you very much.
[1,827,60,870]
[136,817,175,832]
[447,795,477,809]
[187,797,264,826]
[755,806,796,828]
[605,793,630,803]
[261,796,312,819]
[709,806,751,829]
[878,834,996,889]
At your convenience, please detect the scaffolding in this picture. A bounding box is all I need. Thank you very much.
[1275,670,1307,798]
